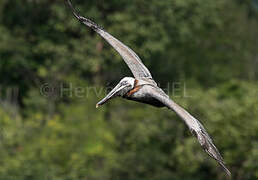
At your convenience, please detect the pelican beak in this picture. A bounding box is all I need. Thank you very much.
[96,83,128,108]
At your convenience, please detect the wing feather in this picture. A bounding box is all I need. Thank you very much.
[66,0,152,79]
[149,88,231,177]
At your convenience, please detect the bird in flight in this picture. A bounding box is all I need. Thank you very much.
[67,0,231,177]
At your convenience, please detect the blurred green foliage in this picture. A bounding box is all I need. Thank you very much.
[0,0,258,179]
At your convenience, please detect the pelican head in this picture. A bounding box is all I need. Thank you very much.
[96,77,135,108]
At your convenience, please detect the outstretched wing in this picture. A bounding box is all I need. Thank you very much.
[66,0,152,79]
[149,88,231,177]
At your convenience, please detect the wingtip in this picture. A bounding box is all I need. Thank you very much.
[66,0,80,19]
[196,129,231,177]
[66,0,103,32]
[219,161,231,178]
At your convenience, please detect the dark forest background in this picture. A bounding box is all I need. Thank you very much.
[0,0,258,179]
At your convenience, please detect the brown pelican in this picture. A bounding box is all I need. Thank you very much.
[67,0,231,176]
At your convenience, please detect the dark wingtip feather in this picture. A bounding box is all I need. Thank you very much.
[219,161,231,178]
[66,0,103,31]
[196,129,231,177]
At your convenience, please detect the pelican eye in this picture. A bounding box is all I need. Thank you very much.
[121,81,127,86]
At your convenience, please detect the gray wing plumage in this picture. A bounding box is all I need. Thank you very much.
[149,88,231,177]
[66,0,152,79]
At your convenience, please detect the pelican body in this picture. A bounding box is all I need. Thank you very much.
[97,77,165,108]
[125,81,166,108]
[67,0,231,177]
